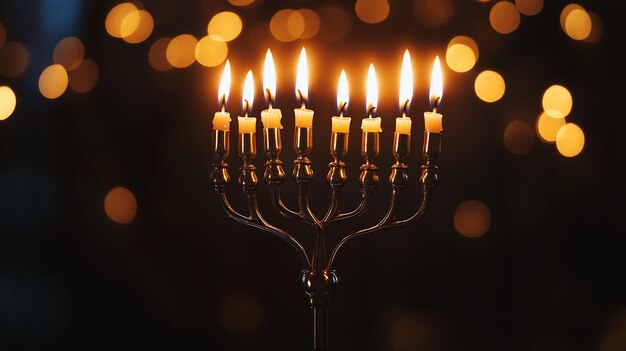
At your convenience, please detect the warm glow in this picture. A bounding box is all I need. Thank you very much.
[195,35,228,67]
[560,4,584,31]
[355,0,390,24]
[105,3,138,38]
[296,47,308,104]
[318,6,351,42]
[565,8,592,41]
[542,85,572,118]
[242,70,254,114]
[429,56,443,107]
[166,34,198,68]
[228,0,255,6]
[148,37,173,71]
[556,123,585,157]
[366,64,378,114]
[504,120,535,155]
[446,36,479,73]
[298,9,321,39]
[53,37,84,71]
[122,10,154,44]
[414,0,455,28]
[474,70,505,103]
[536,111,565,143]
[399,50,413,114]
[263,49,276,105]
[0,41,29,78]
[208,12,243,42]
[0,22,5,48]
[454,200,491,238]
[68,59,99,94]
[490,1,521,34]
[218,60,231,107]
[515,0,543,16]
[0,85,16,121]
[337,70,349,113]
[38,64,69,99]
[104,187,137,224]
[270,9,304,42]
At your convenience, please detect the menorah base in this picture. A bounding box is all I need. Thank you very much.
[301,270,340,351]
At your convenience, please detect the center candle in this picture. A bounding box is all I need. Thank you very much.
[294,47,314,128]
[361,64,382,133]
[395,50,413,135]
[331,70,351,133]
[238,70,256,133]
[261,49,283,129]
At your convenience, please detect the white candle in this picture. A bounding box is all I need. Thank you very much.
[238,116,257,133]
[294,47,314,128]
[395,117,412,134]
[261,49,283,129]
[361,64,382,133]
[425,56,444,133]
[238,70,256,134]
[331,70,351,133]
[213,60,231,131]
[361,117,382,132]
[295,108,314,128]
[395,50,413,135]
[261,108,282,129]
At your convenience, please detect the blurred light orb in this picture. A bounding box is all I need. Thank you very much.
[318,6,351,42]
[104,187,137,224]
[166,34,198,68]
[515,0,543,16]
[195,35,228,67]
[536,111,566,143]
[560,3,583,31]
[298,9,321,39]
[38,64,69,99]
[490,1,521,34]
[228,0,255,6]
[149,37,173,71]
[446,36,479,73]
[105,2,138,38]
[53,37,84,71]
[0,85,16,121]
[414,0,455,28]
[122,10,154,43]
[270,9,302,42]
[454,200,491,238]
[287,10,306,39]
[584,12,604,43]
[0,41,29,78]
[542,85,572,118]
[355,0,390,24]
[556,123,585,157]
[0,22,6,48]
[504,120,535,155]
[68,59,99,93]
[474,70,505,102]
[208,12,243,42]
[564,8,592,40]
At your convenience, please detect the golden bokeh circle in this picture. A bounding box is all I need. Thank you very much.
[454,200,491,238]
[0,41,29,78]
[542,85,572,118]
[298,9,321,39]
[195,35,228,68]
[0,85,17,121]
[104,187,138,224]
[474,70,506,103]
[228,0,255,6]
[536,111,566,143]
[490,1,521,34]
[270,9,300,42]
[53,36,84,71]
[68,59,99,93]
[105,2,138,38]
[122,10,154,44]
[556,123,585,157]
[208,11,243,42]
[446,44,476,73]
[515,0,543,16]
[38,64,69,99]
[355,0,390,24]
[166,34,198,68]
[564,8,592,40]
[149,37,173,71]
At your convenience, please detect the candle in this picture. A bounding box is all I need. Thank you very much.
[395,50,413,135]
[331,70,351,133]
[261,49,283,129]
[361,64,382,132]
[424,56,443,133]
[238,70,257,133]
[213,60,231,131]
[294,47,314,128]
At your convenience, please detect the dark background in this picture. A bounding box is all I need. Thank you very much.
[1,0,625,350]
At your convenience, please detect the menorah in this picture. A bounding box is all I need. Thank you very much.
[211,50,442,351]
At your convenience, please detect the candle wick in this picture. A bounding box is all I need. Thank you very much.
[244,99,250,117]
[432,96,441,113]
[220,94,226,113]
[401,99,410,117]
[297,89,306,109]
[368,105,376,118]
[339,101,347,117]
[265,88,273,109]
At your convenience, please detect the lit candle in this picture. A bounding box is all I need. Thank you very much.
[361,64,382,132]
[294,47,314,128]
[238,70,256,133]
[332,70,351,133]
[213,60,231,131]
[424,56,443,133]
[395,50,413,135]
[261,49,283,129]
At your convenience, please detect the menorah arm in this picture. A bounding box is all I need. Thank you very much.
[269,186,301,220]
[327,189,371,224]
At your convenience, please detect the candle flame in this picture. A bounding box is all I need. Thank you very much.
[399,50,413,115]
[218,60,231,109]
[242,70,254,115]
[337,69,349,115]
[263,49,276,106]
[296,47,308,106]
[429,56,443,109]
[366,63,378,116]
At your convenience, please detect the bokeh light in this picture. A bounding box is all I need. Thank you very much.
[53,37,84,71]
[148,37,173,72]
[515,0,543,16]
[504,120,535,155]
[104,187,137,224]
[208,12,243,42]
[536,111,566,143]
[317,6,351,42]
[584,12,604,43]
[298,9,321,40]
[38,64,69,99]
[542,85,572,118]
[0,41,29,78]
[166,34,198,68]
[228,0,255,6]
[564,8,592,41]
[105,2,138,38]
[68,59,99,93]
[0,85,16,121]
[454,200,491,238]
[414,0,455,28]
[490,1,521,34]
[556,123,585,157]
[474,70,505,102]
[355,0,390,24]
[445,36,479,73]
[270,9,303,42]
[122,10,154,44]
[218,292,264,337]
[0,22,6,48]
[195,35,228,68]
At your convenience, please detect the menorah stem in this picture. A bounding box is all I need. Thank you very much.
[311,227,327,269]
[301,270,340,351]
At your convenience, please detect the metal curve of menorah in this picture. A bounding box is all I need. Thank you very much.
[210,124,441,351]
